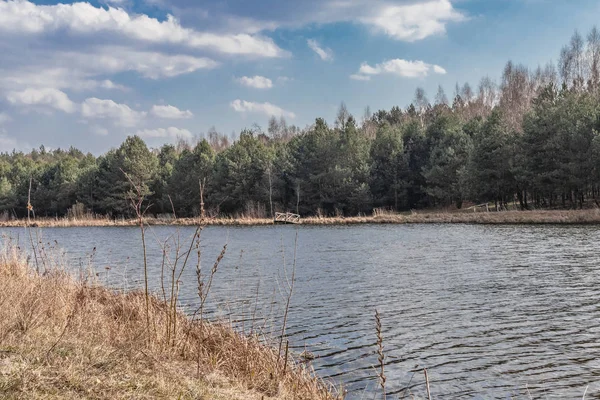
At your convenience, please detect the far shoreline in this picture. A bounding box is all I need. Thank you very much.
[3,209,600,228]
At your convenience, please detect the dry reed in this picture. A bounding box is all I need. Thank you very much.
[375,309,386,400]
[5,209,600,228]
[0,243,340,399]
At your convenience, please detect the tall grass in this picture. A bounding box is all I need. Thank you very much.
[0,239,340,399]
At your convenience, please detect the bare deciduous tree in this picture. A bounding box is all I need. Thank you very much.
[476,76,497,115]
[570,30,586,89]
[361,106,377,139]
[499,61,532,132]
[335,102,350,131]
[435,85,449,106]
[461,82,474,104]
[559,45,573,87]
[414,87,429,127]
[208,126,230,152]
[588,26,600,90]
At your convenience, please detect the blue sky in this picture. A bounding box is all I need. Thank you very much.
[0,0,599,154]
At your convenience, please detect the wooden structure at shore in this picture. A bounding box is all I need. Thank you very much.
[467,203,490,212]
[274,212,301,224]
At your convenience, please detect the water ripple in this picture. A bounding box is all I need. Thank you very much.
[3,224,600,399]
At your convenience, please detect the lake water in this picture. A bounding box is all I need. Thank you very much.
[3,224,600,399]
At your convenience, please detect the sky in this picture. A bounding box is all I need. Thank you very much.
[1,0,600,154]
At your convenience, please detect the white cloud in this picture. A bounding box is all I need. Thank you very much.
[359,0,465,41]
[6,91,197,128]
[81,98,145,127]
[0,68,109,92]
[350,74,371,81]
[135,127,193,139]
[433,65,447,74]
[230,99,295,119]
[98,80,128,91]
[150,104,193,119]
[0,48,218,94]
[0,0,287,58]
[168,0,466,42]
[236,75,273,89]
[307,39,333,62]
[84,48,219,79]
[353,59,447,80]
[6,88,77,113]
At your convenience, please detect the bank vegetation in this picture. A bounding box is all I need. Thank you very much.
[0,242,340,399]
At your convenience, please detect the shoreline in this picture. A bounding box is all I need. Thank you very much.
[3,209,600,228]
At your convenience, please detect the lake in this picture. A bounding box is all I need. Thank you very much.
[2,224,600,399]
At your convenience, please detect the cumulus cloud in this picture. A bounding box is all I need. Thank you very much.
[352,59,447,80]
[0,48,218,94]
[0,68,111,93]
[81,98,145,127]
[0,0,287,58]
[230,99,295,119]
[6,91,199,129]
[6,88,77,113]
[7,93,193,128]
[98,80,128,91]
[83,49,218,79]
[150,104,193,119]
[433,65,447,74]
[236,75,273,89]
[359,0,465,41]
[158,0,465,42]
[135,127,193,139]
[307,39,333,62]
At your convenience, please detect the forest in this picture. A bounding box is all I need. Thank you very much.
[3,29,600,219]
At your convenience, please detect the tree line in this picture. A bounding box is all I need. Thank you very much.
[3,29,600,219]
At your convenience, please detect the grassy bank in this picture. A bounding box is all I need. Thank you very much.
[3,209,600,228]
[318,209,600,225]
[0,245,339,399]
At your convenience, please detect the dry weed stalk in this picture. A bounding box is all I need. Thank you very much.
[151,222,204,348]
[26,176,41,273]
[375,309,386,400]
[424,368,431,400]
[195,243,227,324]
[278,231,298,361]
[121,168,153,339]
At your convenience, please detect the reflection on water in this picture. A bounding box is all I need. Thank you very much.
[2,224,600,399]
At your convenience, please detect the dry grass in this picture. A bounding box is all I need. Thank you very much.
[372,209,600,225]
[0,216,275,228]
[3,209,600,228]
[304,209,600,225]
[0,244,340,400]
